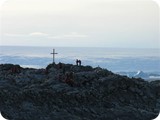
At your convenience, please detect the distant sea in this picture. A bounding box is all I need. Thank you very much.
[0,46,160,80]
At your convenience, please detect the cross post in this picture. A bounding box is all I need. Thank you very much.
[51,49,58,64]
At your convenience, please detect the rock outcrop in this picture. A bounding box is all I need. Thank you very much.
[0,63,159,120]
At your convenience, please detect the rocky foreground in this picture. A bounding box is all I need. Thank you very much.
[0,63,160,120]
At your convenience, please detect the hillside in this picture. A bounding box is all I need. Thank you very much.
[0,63,160,120]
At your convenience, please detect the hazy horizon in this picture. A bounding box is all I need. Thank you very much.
[1,45,160,50]
[0,0,160,48]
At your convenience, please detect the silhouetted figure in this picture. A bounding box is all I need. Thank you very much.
[76,59,82,66]
[79,60,81,66]
[76,59,79,66]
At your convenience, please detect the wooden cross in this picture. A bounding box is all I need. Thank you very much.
[51,49,58,63]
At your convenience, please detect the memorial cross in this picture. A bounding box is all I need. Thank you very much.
[51,49,58,63]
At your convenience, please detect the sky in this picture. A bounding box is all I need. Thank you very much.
[0,0,159,48]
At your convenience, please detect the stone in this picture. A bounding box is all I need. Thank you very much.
[0,63,159,120]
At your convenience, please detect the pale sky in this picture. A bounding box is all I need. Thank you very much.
[0,0,159,48]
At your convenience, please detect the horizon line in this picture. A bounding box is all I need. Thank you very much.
[0,45,160,49]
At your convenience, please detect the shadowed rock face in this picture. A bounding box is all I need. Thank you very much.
[0,63,159,120]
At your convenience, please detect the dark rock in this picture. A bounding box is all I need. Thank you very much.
[0,63,159,120]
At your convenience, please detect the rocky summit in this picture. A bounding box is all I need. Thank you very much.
[0,63,160,120]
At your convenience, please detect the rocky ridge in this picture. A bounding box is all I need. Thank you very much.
[0,63,160,120]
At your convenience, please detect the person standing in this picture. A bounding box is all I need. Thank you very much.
[76,59,79,66]
[79,60,81,66]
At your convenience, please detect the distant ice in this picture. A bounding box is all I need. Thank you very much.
[0,46,160,80]
[117,71,160,81]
